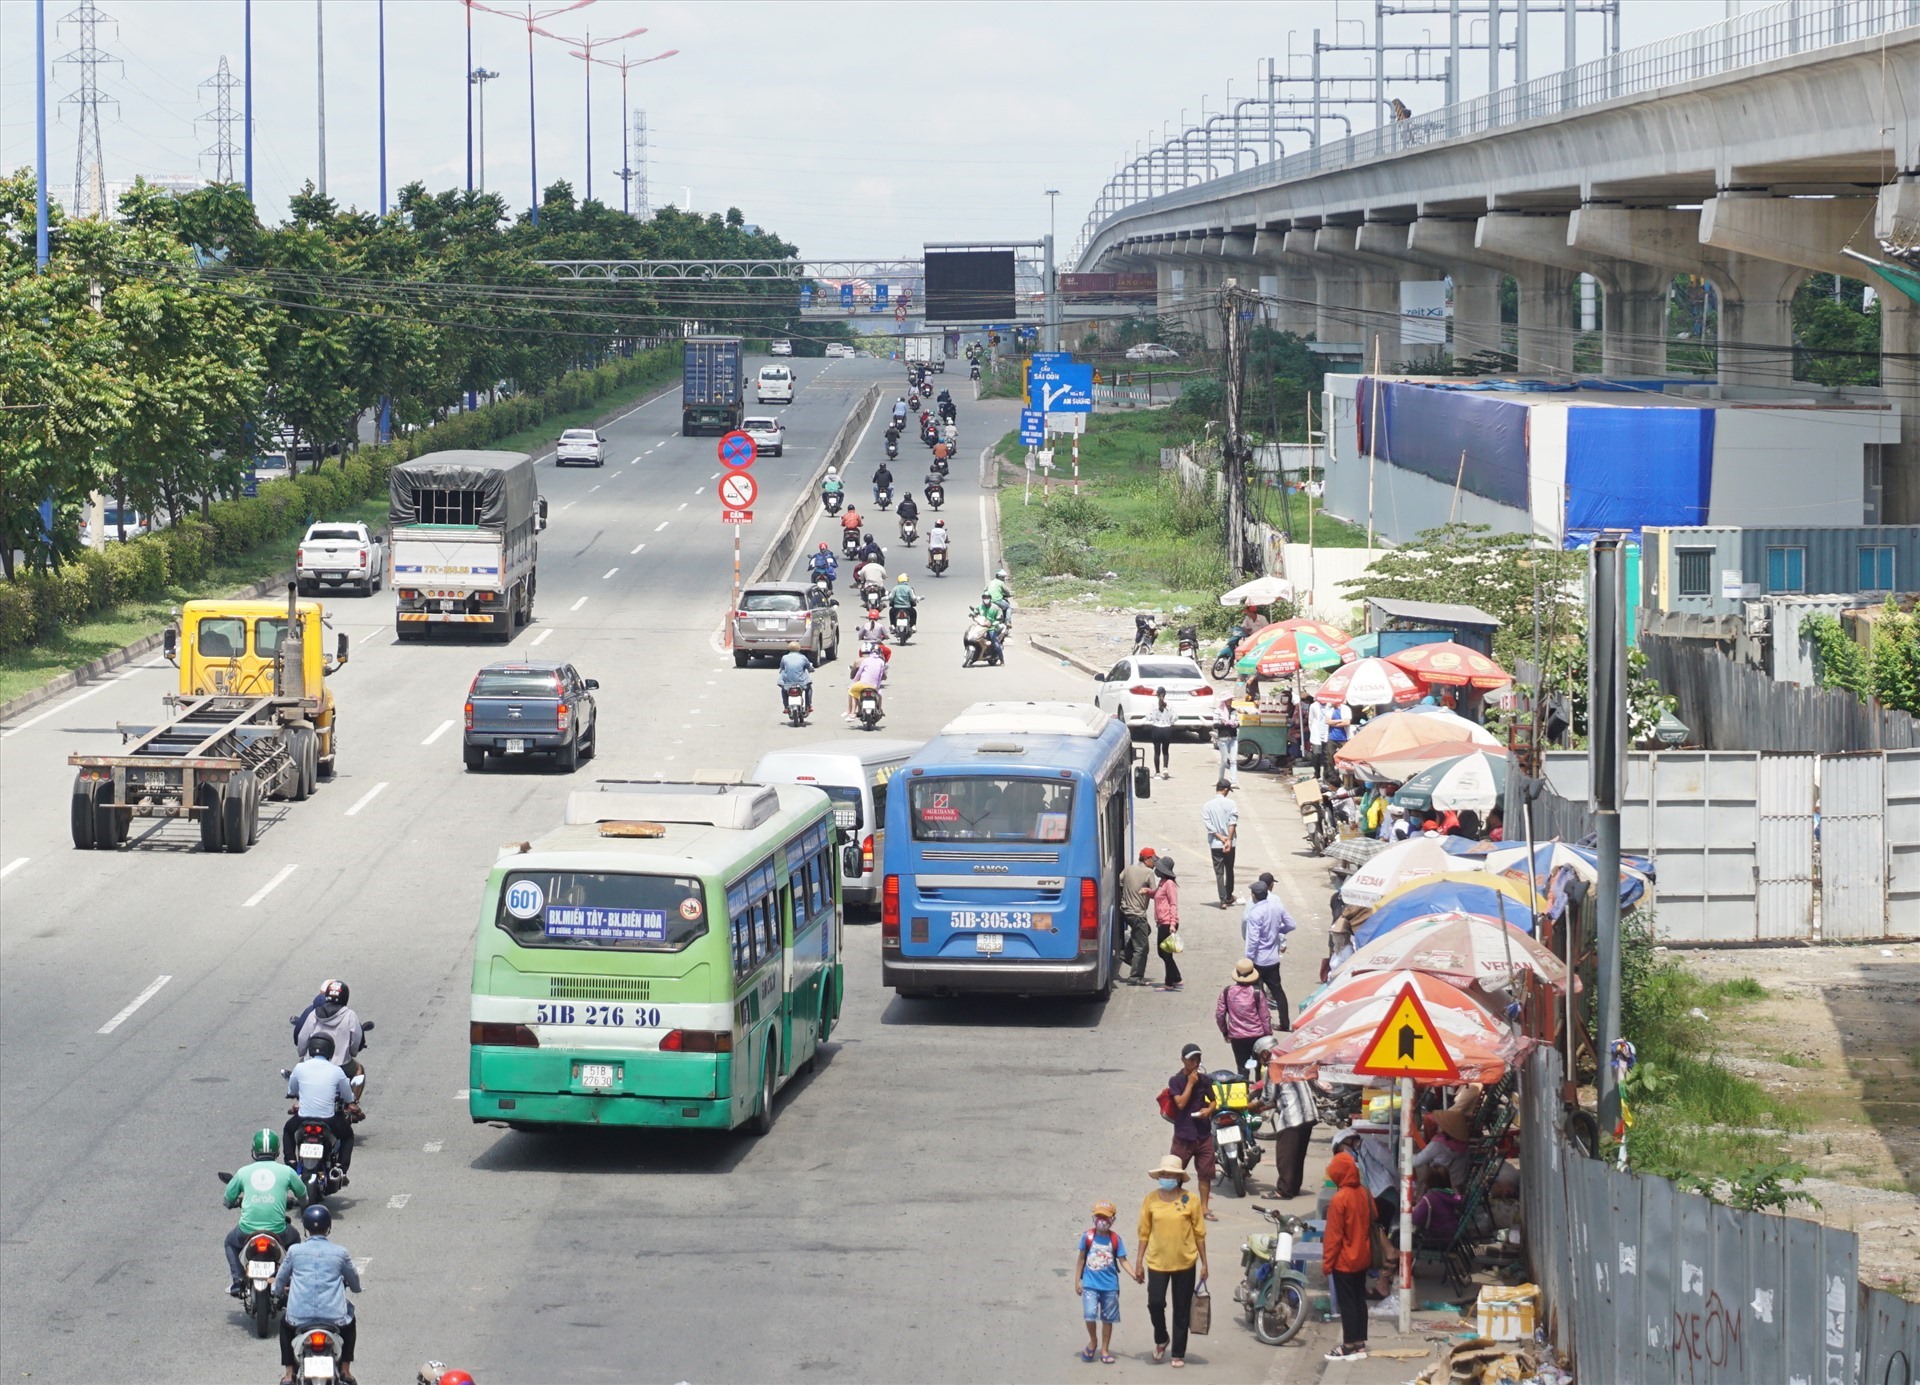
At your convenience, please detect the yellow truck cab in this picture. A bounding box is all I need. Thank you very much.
[167,595,347,774]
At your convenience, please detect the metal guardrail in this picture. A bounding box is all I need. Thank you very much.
[1072,0,1920,266]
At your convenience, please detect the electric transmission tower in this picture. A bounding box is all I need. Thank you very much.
[631,109,649,217]
[56,0,120,219]
[199,56,242,184]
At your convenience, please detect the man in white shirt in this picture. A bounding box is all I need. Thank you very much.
[1307,698,1331,780]
[1200,779,1240,908]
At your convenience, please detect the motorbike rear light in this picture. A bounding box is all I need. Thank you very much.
[861,833,875,872]
[1128,685,1154,696]
[308,1332,331,1350]
[882,874,900,945]
[1078,876,1099,939]
[659,1029,732,1053]
[470,1021,539,1047]
[251,1235,278,1254]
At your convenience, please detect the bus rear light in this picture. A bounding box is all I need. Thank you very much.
[470,1022,538,1047]
[882,874,900,945]
[659,1029,732,1053]
[1078,877,1099,938]
[861,834,875,872]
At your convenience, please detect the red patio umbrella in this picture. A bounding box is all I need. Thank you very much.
[1383,641,1514,689]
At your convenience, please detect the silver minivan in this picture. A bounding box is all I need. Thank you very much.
[751,739,919,909]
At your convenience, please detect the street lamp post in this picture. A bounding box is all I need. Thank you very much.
[582,48,678,217]
[536,21,649,206]
[470,0,593,226]
[470,68,499,191]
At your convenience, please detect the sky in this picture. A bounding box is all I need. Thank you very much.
[0,0,1744,260]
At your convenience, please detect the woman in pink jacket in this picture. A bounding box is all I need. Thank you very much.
[1215,957,1274,1069]
[1150,854,1183,991]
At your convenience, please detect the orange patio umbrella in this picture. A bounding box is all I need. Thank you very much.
[1334,707,1499,770]
[1384,641,1514,689]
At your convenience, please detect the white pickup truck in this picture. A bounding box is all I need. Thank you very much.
[297,521,386,597]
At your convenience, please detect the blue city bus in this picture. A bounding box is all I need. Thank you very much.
[882,702,1138,999]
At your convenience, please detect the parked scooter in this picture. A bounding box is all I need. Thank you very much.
[1177,624,1200,660]
[1295,778,1335,856]
[215,1171,295,1339]
[1209,1068,1266,1197]
[1211,625,1250,680]
[1235,1205,1310,1346]
[1132,613,1161,655]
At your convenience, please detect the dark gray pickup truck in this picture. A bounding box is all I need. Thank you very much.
[462,660,599,772]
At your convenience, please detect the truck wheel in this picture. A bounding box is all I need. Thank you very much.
[70,777,100,850]
[286,727,316,802]
[557,733,581,774]
[463,744,486,772]
[93,780,124,849]
[223,771,257,853]
[197,784,225,852]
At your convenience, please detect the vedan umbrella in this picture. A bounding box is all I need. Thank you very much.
[1353,872,1543,948]
[1335,707,1499,770]
[1219,575,1295,607]
[1480,840,1652,910]
[1271,1008,1522,1084]
[1340,837,1468,907]
[1236,627,1351,678]
[1384,641,1515,689]
[1392,750,1509,813]
[1335,910,1569,991]
[1297,967,1500,1028]
[1355,738,1507,785]
[1314,657,1422,708]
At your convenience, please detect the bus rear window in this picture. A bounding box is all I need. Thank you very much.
[908,777,1074,843]
[495,871,707,951]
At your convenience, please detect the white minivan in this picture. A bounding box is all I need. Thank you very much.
[751,739,918,910]
[756,364,795,404]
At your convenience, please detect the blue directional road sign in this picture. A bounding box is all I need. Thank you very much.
[1027,359,1095,413]
[840,283,855,308]
[1029,352,1070,373]
[800,284,813,306]
[876,284,889,306]
[1018,409,1046,446]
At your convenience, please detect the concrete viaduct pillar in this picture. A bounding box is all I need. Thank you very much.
[1569,206,1806,390]
[1354,221,1504,364]
[1252,228,1318,338]
[1700,186,1920,522]
[1313,226,1405,368]
[1407,218,1575,378]
[1283,229,1367,353]
[1477,212,1670,377]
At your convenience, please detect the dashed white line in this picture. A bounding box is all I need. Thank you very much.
[710,471,721,480]
[360,629,383,644]
[694,486,705,496]
[244,864,299,908]
[531,628,554,647]
[559,500,578,511]
[387,1193,412,1209]
[654,521,670,532]
[569,596,588,612]
[630,542,646,555]
[98,975,172,1034]
[602,567,619,580]
[344,782,388,817]
[0,857,27,880]
[422,719,455,746]
[608,471,624,481]
[0,681,113,739]
[629,455,644,465]
[423,1141,444,1153]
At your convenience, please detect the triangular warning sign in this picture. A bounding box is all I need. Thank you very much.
[1351,982,1462,1082]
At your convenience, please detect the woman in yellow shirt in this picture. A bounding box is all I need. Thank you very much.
[1135,1156,1210,1366]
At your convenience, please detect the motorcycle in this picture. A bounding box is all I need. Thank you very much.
[783,685,810,727]
[293,1324,351,1385]
[875,484,894,511]
[855,687,884,730]
[926,482,945,509]
[841,529,861,560]
[962,614,1002,667]
[921,426,938,449]
[886,423,902,444]
[282,1107,347,1203]
[900,516,919,547]
[822,489,844,516]
[860,580,886,610]
[908,393,920,410]
[1131,614,1161,655]
[889,606,915,644]
[885,440,898,461]
[809,569,835,603]
[1211,627,1249,680]
[216,1172,293,1339]
[1177,624,1200,661]
[930,454,949,479]
[1235,1205,1310,1346]
[928,547,949,577]
[1209,1069,1265,1198]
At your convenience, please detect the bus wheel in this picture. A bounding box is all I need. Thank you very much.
[746,1047,778,1137]
[1094,967,1114,1003]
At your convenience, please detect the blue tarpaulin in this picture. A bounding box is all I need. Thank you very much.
[1357,381,1531,509]
[1561,405,1713,544]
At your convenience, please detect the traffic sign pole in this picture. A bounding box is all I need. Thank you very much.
[1400,1076,1414,1334]
[733,524,741,617]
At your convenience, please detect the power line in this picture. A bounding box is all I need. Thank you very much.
[197,55,241,184]
[55,0,120,219]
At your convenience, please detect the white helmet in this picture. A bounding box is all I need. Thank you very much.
[826,465,837,477]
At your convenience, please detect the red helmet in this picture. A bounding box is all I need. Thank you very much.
[439,1373,476,1385]
[866,609,881,621]
[818,542,829,551]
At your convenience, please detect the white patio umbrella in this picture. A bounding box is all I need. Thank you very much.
[1339,836,1475,907]
[1219,575,1294,606]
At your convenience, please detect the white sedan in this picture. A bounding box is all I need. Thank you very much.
[741,415,786,457]
[1093,656,1219,731]
[1124,342,1180,362]
[824,343,855,359]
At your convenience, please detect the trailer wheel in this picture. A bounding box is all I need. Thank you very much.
[93,780,124,849]
[223,771,257,853]
[198,783,225,852]
[70,777,100,850]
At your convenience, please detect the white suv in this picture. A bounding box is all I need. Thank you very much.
[555,428,605,467]
[742,416,785,457]
[770,340,794,356]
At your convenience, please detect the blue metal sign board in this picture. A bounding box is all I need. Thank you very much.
[839,283,854,307]
[800,285,813,306]
[1026,360,1095,413]
[1029,352,1070,372]
[717,431,757,469]
[876,284,889,305]
[1018,409,1046,446]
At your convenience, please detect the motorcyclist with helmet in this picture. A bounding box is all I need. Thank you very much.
[284,1034,357,1178]
[839,504,863,538]
[891,396,909,426]
[775,641,814,714]
[926,519,951,570]
[808,543,838,584]
[856,534,886,571]
[985,568,1014,608]
[222,1128,307,1298]
[292,979,363,1071]
[274,1204,361,1385]
[895,490,919,529]
[820,465,844,503]
[889,574,920,637]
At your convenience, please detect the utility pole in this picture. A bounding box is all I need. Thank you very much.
[198,56,242,184]
[35,0,50,268]
[243,0,253,201]
[630,109,649,217]
[1589,533,1628,1145]
[55,0,117,220]
[1044,189,1061,353]
[1219,281,1255,578]
[377,0,388,215]
[315,0,327,197]
[471,68,499,191]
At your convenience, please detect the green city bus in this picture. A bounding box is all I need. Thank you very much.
[469,781,843,1134]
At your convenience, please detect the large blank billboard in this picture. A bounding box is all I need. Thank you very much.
[923,250,1016,324]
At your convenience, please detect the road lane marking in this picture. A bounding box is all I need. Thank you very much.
[570,596,588,612]
[602,567,619,580]
[344,782,388,816]
[629,456,644,465]
[423,1141,443,1153]
[710,471,721,480]
[654,521,670,532]
[560,500,578,511]
[387,1193,412,1209]
[677,502,688,511]
[608,471,623,481]
[694,486,704,495]
[588,484,601,494]
[360,629,383,644]
[630,542,646,555]
[531,628,554,646]
[98,975,172,1034]
[0,858,27,880]
[421,719,455,746]
[244,864,299,908]
[0,681,113,739]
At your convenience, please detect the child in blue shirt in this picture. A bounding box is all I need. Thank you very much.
[1075,1199,1132,1363]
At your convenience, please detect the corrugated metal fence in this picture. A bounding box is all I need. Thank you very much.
[1535,750,1920,942]
[1643,637,1919,754]
[1522,1047,1919,1384]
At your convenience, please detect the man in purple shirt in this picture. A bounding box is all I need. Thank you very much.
[1240,877,1297,1029]
[846,650,887,721]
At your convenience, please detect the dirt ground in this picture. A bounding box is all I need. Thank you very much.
[1679,942,1920,1293]
[1023,595,1212,672]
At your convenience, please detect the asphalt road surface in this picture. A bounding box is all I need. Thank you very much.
[0,356,1326,1384]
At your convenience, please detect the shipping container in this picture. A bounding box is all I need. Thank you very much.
[683,336,745,436]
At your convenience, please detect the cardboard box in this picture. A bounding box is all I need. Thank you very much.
[1474,1283,1538,1341]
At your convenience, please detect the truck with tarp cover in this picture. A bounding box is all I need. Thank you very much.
[389,450,547,642]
